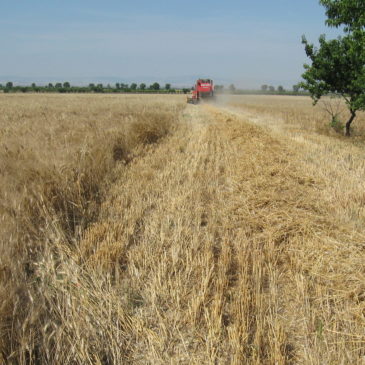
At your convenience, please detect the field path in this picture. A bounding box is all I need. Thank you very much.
[80,104,365,364]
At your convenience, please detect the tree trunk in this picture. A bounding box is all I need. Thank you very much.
[345,110,356,136]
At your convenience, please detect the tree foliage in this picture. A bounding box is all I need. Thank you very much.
[301,0,365,135]
[261,84,268,91]
[320,0,365,30]
[292,84,300,93]
[150,82,160,91]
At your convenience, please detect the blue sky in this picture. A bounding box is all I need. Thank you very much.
[0,1,343,88]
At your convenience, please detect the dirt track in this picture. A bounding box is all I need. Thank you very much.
[78,104,365,364]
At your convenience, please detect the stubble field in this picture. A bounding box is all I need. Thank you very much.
[0,94,364,364]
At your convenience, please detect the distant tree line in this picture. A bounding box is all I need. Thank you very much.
[0,81,309,96]
[214,83,308,96]
[0,82,182,94]
[259,84,307,95]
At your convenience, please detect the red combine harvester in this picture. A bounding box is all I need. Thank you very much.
[187,79,215,104]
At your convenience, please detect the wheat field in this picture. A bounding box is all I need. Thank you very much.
[0,94,364,364]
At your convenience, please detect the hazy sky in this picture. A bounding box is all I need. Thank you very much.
[0,0,343,88]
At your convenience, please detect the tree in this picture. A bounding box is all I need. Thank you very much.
[269,86,275,92]
[261,84,268,92]
[5,82,13,89]
[115,83,120,90]
[139,83,146,90]
[55,83,62,89]
[229,84,236,93]
[301,33,365,135]
[48,83,54,88]
[63,82,70,88]
[300,0,365,135]
[301,0,365,136]
[165,83,171,91]
[292,84,300,93]
[278,85,285,93]
[150,82,160,91]
[130,83,137,90]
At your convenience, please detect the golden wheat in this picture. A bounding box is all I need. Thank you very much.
[0,94,184,364]
[1,94,364,364]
